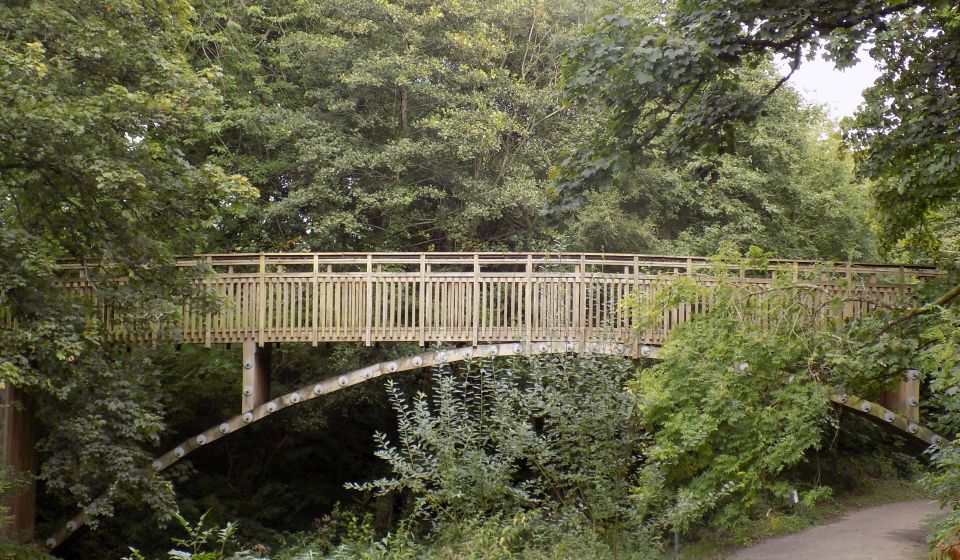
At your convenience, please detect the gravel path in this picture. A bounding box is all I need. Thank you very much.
[727,500,942,560]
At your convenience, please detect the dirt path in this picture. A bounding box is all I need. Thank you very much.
[727,500,942,560]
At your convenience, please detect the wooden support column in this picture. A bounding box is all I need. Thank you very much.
[880,369,920,424]
[3,384,37,543]
[242,341,272,412]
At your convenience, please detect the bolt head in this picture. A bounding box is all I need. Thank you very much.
[243,359,253,369]
[266,401,277,413]
[152,459,163,470]
[463,348,473,359]
[908,396,919,407]
[219,423,230,434]
[46,538,56,548]
[615,344,625,354]
[908,423,920,434]
[932,435,943,446]
[513,343,522,353]
[640,345,651,357]
[196,435,207,445]
[314,384,324,395]
[437,351,447,362]
[290,392,301,403]
[908,369,919,380]
[242,412,254,423]
[243,385,253,396]
[338,375,348,387]
[860,402,872,412]
[566,341,575,352]
[884,411,896,423]
[412,356,423,366]
[174,447,185,458]
[66,521,77,531]
[387,361,398,373]
[488,347,498,357]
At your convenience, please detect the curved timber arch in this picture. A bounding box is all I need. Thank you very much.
[46,341,947,550]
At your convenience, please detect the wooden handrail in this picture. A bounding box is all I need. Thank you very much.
[6,252,941,357]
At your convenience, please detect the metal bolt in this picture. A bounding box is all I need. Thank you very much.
[338,375,348,387]
[46,538,56,548]
[590,342,599,352]
[437,351,447,362]
[932,435,943,446]
[463,348,473,359]
[640,345,651,357]
[513,343,523,353]
[538,342,548,353]
[219,423,230,434]
[860,402,872,412]
[66,521,77,531]
[615,344,625,354]
[566,341,575,352]
[908,423,920,434]
[362,369,372,380]
[242,385,253,396]
[412,356,423,366]
[488,346,498,357]
[266,401,277,413]
[196,434,207,445]
[289,392,301,404]
[243,359,253,370]
[908,369,919,380]
[908,396,919,407]
[242,412,253,423]
[387,361,398,373]
[738,362,749,372]
[838,394,848,403]
[152,459,163,470]
[314,384,324,395]
[884,411,896,423]
[174,447,185,458]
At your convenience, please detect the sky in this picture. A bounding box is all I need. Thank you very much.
[775,48,882,120]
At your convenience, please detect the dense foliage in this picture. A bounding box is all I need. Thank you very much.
[3,0,960,558]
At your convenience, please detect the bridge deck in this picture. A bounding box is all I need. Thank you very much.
[35,253,938,357]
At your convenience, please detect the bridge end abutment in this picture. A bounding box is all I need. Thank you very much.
[2,383,37,543]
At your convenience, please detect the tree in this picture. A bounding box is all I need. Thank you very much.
[0,0,255,529]
[562,64,876,259]
[561,1,960,253]
[190,0,600,252]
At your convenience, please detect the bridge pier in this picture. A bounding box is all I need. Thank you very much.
[2,384,37,543]
[242,342,272,412]
[880,370,920,424]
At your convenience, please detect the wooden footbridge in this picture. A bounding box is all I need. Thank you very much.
[0,252,947,550]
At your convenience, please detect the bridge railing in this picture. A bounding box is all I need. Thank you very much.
[21,253,943,355]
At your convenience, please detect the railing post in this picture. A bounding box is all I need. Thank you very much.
[365,254,373,346]
[525,255,533,349]
[580,254,587,347]
[472,254,480,346]
[419,254,426,346]
[632,256,640,357]
[205,255,213,348]
[312,254,319,346]
[258,253,266,347]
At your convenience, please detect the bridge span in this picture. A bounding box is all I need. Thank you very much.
[50,252,939,353]
[1,252,945,549]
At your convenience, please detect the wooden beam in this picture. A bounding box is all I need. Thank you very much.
[242,341,271,412]
[3,384,37,543]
